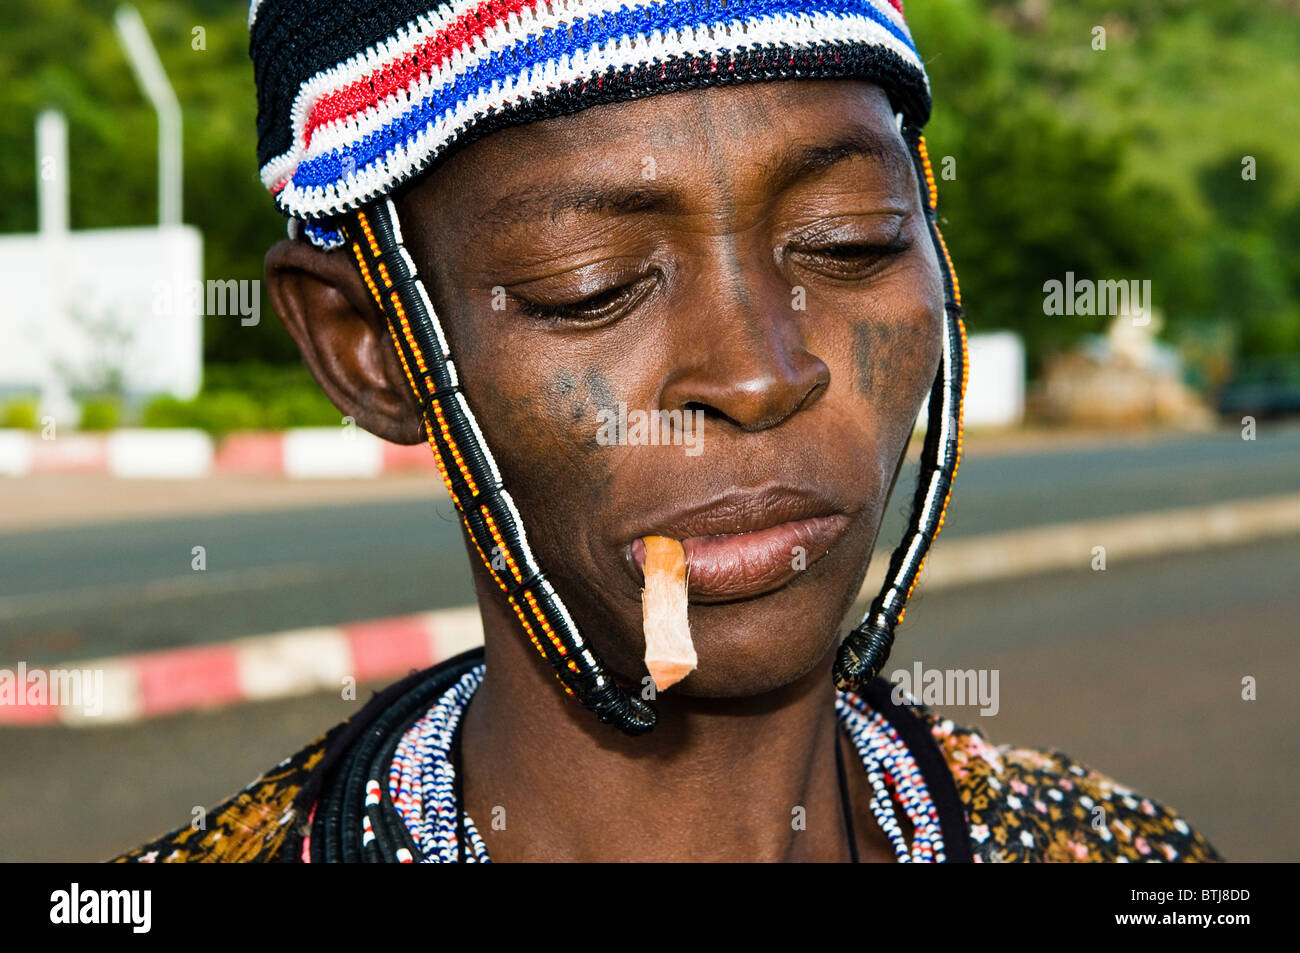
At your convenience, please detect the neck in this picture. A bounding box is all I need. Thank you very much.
[460,592,894,861]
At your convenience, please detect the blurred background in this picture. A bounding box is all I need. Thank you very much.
[0,0,1297,861]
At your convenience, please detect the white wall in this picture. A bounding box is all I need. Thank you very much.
[917,330,1025,430]
[0,225,203,408]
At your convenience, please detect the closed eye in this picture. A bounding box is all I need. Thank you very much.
[786,235,912,280]
[512,272,658,324]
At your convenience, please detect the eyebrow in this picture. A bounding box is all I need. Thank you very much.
[764,127,915,199]
[480,183,676,227]
[479,125,914,227]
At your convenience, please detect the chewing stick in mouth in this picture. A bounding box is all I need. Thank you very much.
[641,535,697,692]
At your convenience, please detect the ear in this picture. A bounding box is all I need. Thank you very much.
[265,238,424,444]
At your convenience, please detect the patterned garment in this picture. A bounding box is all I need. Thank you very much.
[112,649,1222,863]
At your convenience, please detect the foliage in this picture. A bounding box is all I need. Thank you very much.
[905,0,1300,371]
[1,398,41,430]
[77,396,121,430]
[140,363,341,435]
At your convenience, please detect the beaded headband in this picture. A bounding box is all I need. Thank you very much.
[250,0,966,733]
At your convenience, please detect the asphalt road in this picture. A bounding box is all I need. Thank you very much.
[1,533,1294,862]
[2,424,1298,665]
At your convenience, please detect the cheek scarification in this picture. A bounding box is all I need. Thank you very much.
[582,365,618,419]
[852,319,892,398]
[852,306,941,412]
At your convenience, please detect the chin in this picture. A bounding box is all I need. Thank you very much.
[588,561,862,701]
[676,586,852,698]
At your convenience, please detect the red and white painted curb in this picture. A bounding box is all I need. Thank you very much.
[6,492,1299,728]
[0,607,484,727]
[0,428,438,479]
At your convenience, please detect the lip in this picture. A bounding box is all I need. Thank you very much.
[624,487,854,603]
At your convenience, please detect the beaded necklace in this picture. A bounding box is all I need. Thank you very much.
[383,664,945,863]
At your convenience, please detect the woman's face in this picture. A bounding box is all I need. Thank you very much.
[398,80,944,697]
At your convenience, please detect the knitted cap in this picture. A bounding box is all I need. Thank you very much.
[249,0,932,247]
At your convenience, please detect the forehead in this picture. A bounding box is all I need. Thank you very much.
[406,80,914,226]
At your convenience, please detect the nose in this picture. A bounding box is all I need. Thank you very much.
[657,258,830,432]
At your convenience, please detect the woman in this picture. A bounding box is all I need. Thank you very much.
[116,0,1219,862]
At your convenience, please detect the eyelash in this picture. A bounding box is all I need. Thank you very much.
[513,274,656,324]
[787,234,912,277]
[510,231,910,322]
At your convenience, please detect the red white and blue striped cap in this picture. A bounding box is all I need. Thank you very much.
[249,0,932,248]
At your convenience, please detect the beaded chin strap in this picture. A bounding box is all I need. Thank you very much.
[834,129,968,691]
[342,200,657,735]
[339,129,966,734]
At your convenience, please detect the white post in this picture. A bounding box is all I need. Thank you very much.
[114,4,182,226]
[34,108,79,427]
[36,110,69,236]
